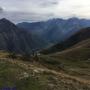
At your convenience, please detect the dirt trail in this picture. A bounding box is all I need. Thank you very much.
[1,58,90,86]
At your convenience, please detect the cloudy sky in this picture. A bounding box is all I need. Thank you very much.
[0,0,90,23]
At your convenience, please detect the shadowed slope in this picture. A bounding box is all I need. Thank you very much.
[0,18,46,54]
[41,27,90,54]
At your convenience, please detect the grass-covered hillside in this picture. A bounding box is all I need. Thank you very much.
[0,50,90,90]
[49,39,90,80]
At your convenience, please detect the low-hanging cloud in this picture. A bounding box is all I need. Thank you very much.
[0,0,90,23]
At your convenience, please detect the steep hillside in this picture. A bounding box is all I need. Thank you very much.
[0,18,46,54]
[52,39,90,60]
[48,38,90,80]
[17,18,90,44]
[41,27,90,54]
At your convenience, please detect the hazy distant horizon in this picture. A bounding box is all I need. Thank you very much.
[1,17,90,24]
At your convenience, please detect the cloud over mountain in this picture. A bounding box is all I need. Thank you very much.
[0,7,3,13]
[0,0,90,23]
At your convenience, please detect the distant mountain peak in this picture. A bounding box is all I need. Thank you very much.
[0,18,16,29]
[0,18,7,20]
[0,18,10,22]
[0,18,46,54]
[0,18,15,24]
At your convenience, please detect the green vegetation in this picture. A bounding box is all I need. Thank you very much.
[0,59,45,90]
[0,39,90,90]
[7,52,17,59]
[0,58,90,90]
[39,55,64,71]
[50,39,90,79]
[20,53,32,61]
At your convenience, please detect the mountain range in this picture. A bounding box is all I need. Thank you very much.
[41,27,90,54]
[17,18,90,44]
[0,17,90,55]
[0,18,47,54]
[0,18,90,90]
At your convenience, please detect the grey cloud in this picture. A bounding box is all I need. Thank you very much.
[0,0,61,23]
[0,7,3,13]
[0,11,55,23]
[39,1,58,7]
[0,0,90,23]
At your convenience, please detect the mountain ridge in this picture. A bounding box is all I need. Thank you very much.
[17,18,90,44]
[41,27,90,54]
[0,18,47,54]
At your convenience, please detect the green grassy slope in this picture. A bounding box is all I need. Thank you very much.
[50,39,90,80]
[0,51,90,90]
